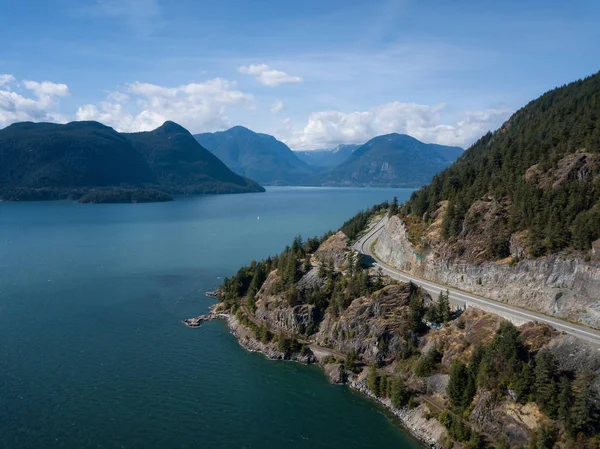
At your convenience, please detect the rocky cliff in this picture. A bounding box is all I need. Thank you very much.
[216,229,600,448]
[375,215,600,328]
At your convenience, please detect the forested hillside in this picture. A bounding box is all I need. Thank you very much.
[0,120,264,201]
[403,72,600,256]
[218,205,600,449]
[194,126,314,185]
[320,133,463,187]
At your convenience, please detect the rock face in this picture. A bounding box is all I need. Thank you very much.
[314,231,350,270]
[323,363,347,384]
[375,215,600,328]
[315,283,432,365]
[351,376,447,447]
[469,391,542,447]
[227,314,316,364]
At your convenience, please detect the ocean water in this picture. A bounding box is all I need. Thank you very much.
[0,187,420,449]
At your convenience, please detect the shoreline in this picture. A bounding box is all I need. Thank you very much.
[186,308,442,448]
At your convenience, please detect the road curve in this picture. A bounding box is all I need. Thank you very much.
[353,216,600,349]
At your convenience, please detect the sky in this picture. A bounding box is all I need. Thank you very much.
[0,0,599,150]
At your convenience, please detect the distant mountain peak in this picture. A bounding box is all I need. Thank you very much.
[227,125,254,134]
[155,121,189,135]
[194,126,314,185]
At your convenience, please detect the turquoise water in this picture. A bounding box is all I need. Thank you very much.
[0,187,420,449]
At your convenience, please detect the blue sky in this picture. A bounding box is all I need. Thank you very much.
[1,0,599,149]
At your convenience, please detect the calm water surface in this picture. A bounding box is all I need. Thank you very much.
[0,187,420,449]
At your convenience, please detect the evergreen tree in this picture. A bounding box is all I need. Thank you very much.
[389,196,399,217]
[368,366,381,397]
[569,371,597,436]
[447,360,469,407]
[534,351,558,417]
[390,376,409,408]
[558,375,573,423]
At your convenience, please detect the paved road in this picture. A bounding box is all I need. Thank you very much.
[353,216,600,349]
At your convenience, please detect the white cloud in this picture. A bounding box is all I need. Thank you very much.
[23,80,70,97]
[0,74,16,87]
[238,64,303,87]
[270,99,284,114]
[281,102,511,150]
[0,75,69,127]
[76,78,254,132]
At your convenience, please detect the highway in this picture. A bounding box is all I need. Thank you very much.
[353,216,600,349]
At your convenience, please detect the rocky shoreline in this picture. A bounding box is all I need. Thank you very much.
[185,309,442,448]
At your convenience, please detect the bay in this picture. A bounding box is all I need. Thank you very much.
[0,187,420,449]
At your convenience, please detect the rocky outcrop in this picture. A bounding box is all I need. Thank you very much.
[375,215,600,328]
[351,376,447,447]
[469,391,542,447]
[315,283,433,365]
[323,363,347,384]
[226,313,316,363]
[314,231,349,269]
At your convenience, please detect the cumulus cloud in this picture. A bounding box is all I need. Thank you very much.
[76,78,254,132]
[0,74,16,87]
[238,64,303,87]
[0,75,70,127]
[23,80,70,97]
[270,99,284,114]
[282,102,511,150]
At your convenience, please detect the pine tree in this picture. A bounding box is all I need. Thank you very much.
[447,361,469,407]
[389,196,399,217]
[569,371,597,436]
[368,366,381,397]
[390,376,409,408]
[534,351,558,416]
[558,376,573,423]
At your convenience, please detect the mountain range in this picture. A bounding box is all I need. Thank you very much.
[196,127,463,187]
[194,126,314,185]
[0,118,466,202]
[294,144,360,168]
[0,120,264,202]
[320,134,464,187]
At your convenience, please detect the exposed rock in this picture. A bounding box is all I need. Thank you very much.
[255,303,318,335]
[423,309,505,367]
[323,363,347,384]
[351,376,447,448]
[296,266,326,293]
[525,152,599,189]
[545,334,600,394]
[426,374,449,396]
[375,215,600,328]
[469,391,542,447]
[314,231,349,269]
[519,322,557,352]
[226,314,316,364]
[315,283,432,365]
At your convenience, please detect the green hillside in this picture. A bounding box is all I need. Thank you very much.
[0,120,264,201]
[319,133,463,187]
[403,71,600,256]
[194,126,315,185]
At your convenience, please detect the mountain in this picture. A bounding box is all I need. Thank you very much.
[319,134,463,187]
[294,144,360,168]
[0,120,264,202]
[404,71,600,256]
[126,122,264,194]
[372,71,600,330]
[194,126,315,185]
